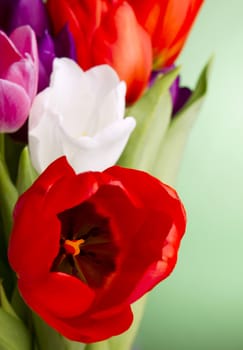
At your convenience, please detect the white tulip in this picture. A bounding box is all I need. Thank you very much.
[29,58,136,174]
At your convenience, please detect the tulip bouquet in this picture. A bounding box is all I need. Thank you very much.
[0,1,209,349]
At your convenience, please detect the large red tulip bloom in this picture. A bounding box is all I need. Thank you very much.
[128,0,203,68]
[46,0,152,104]
[8,157,186,343]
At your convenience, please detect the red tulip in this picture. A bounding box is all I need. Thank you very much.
[8,157,186,343]
[128,0,203,68]
[46,0,152,103]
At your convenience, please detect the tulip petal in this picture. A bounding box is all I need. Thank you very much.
[21,292,133,343]
[5,58,37,99]
[10,25,38,63]
[57,117,136,173]
[10,26,38,98]
[8,157,75,279]
[54,24,77,61]
[8,0,49,37]
[0,30,22,76]
[29,92,64,172]
[98,167,186,304]
[49,59,123,137]
[18,273,95,318]
[0,79,30,132]
[37,31,55,91]
[91,1,152,103]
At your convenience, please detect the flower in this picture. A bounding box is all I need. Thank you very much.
[46,0,152,103]
[0,26,38,133]
[8,156,186,343]
[128,0,203,68]
[0,0,76,92]
[29,57,136,174]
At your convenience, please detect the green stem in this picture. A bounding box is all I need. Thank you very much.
[0,155,18,243]
[33,313,86,350]
[0,133,4,158]
[85,342,110,350]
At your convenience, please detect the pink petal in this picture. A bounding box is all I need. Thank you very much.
[0,31,22,77]
[6,58,37,100]
[0,79,31,132]
[10,25,38,63]
[10,26,38,99]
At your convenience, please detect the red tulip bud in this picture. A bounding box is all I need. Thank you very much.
[127,0,204,68]
[47,0,152,103]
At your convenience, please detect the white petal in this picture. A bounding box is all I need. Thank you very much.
[87,81,126,136]
[49,58,93,136]
[57,117,136,173]
[29,100,64,173]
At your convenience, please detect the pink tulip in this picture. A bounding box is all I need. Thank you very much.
[0,26,38,133]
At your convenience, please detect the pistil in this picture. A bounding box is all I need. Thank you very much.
[63,239,85,256]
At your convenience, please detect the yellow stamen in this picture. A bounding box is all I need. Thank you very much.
[64,239,85,256]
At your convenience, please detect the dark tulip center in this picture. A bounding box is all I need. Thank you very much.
[51,202,119,288]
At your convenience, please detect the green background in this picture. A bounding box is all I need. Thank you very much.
[135,1,243,349]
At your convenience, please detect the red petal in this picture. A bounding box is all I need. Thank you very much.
[91,2,152,103]
[19,272,95,318]
[100,166,186,303]
[22,292,133,343]
[8,158,75,279]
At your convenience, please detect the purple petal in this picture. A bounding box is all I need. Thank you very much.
[170,75,180,107]
[173,87,192,116]
[8,0,49,37]
[37,31,55,91]
[37,25,77,92]
[54,24,77,61]
[0,79,31,132]
[0,0,16,32]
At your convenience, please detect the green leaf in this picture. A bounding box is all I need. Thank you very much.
[32,313,66,350]
[0,287,31,350]
[0,283,18,319]
[152,59,212,185]
[118,68,180,171]
[0,308,32,350]
[4,135,25,184]
[16,146,38,195]
[32,313,86,350]
[0,156,18,242]
[11,287,29,324]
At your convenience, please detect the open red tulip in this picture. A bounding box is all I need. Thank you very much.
[8,157,186,343]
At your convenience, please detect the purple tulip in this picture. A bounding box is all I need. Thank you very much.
[150,67,192,116]
[0,26,38,132]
